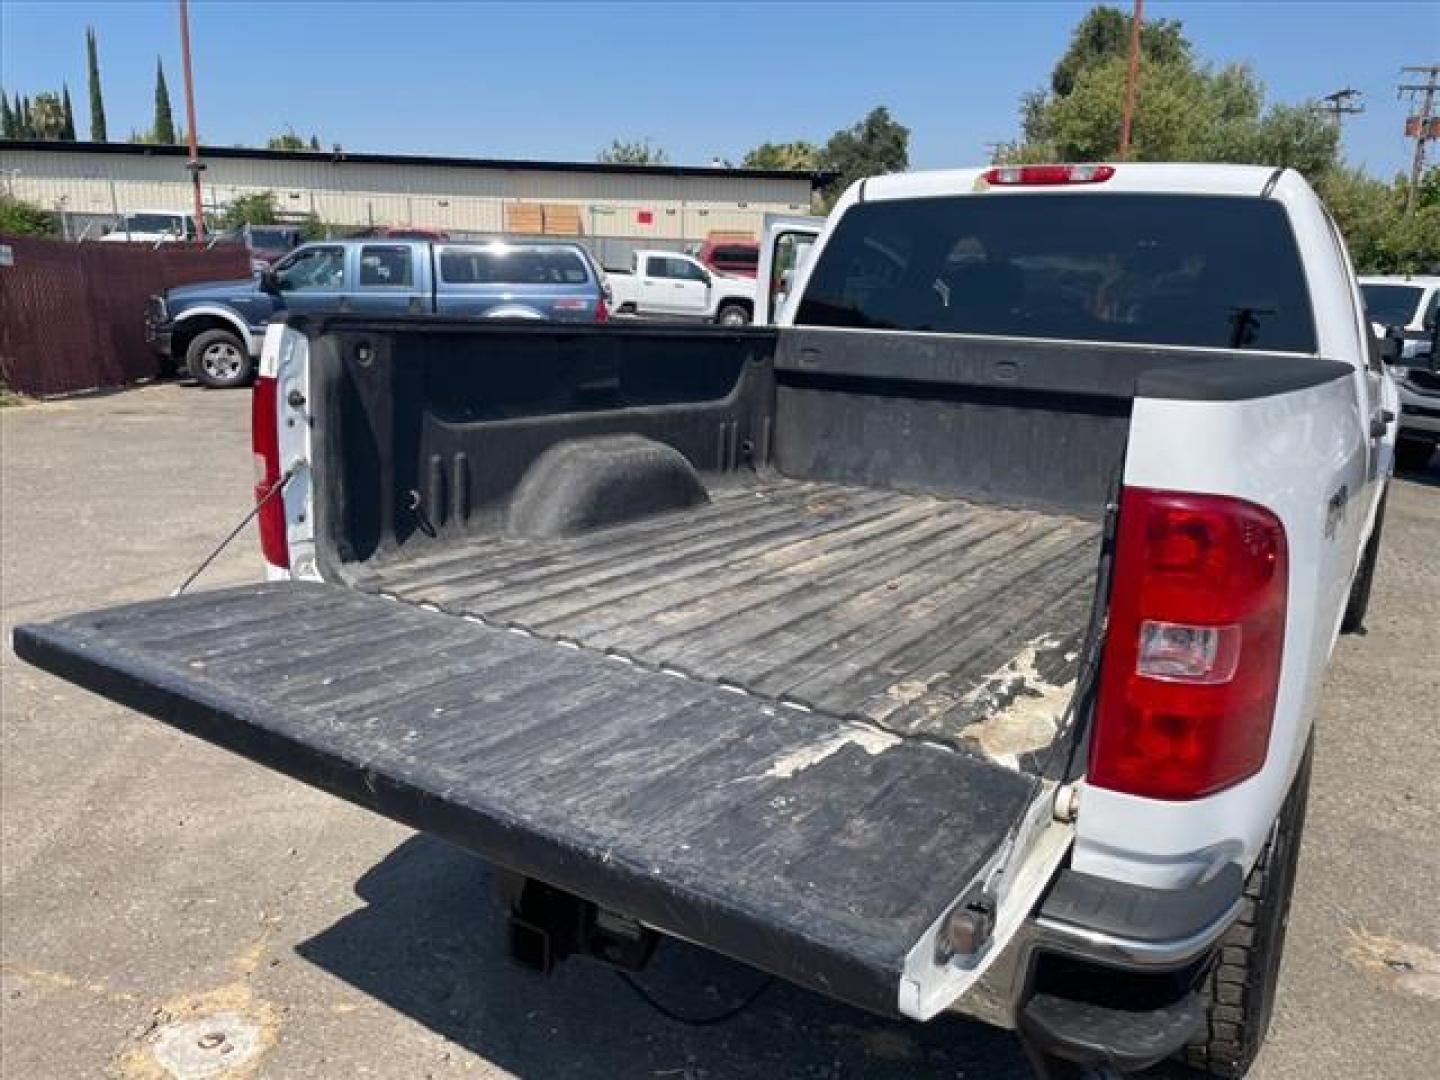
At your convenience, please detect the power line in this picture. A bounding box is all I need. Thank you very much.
[1397,63,1440,216]
[1320,87,1365,127]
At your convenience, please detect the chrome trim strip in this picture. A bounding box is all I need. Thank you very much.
[1033,895,1244,969]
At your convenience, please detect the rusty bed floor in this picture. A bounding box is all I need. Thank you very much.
[350,477,1103,757]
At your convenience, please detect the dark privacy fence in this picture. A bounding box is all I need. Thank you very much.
[0,234,250,397]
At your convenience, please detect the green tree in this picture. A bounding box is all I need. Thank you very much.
[742,140,820,171]
[1003,8,1338,184]
[266,127,307,151]
[0,93,14,138]
[597,138,668,165]
[86,26,107,141]
[60,84,76,140]
[0,195,59,236]
[1048,5,1189,98]
[817,106,909,207]
[20,95,33,138]
[220,191,281,228]
[29,92,66,140]
[152,58,176,144]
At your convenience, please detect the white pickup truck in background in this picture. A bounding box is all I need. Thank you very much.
[1360,274,1439,471]
[16,162,1397,1078]
[606,248,758,324]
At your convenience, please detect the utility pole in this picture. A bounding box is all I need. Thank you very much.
[1398,63,1440,216]
[1320,87,1364,127]
[177,0,205,240]
[1118,0,1144,160]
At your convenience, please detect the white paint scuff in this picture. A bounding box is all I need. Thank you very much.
[762,726,900,779]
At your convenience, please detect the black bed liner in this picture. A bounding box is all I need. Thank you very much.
[13,582,1036,1017]
[350,477,1102,747]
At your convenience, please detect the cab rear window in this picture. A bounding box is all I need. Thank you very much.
[796,194,1317,353]
[440,248,590,285]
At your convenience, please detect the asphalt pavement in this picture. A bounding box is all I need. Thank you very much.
[2,383,1437,1079]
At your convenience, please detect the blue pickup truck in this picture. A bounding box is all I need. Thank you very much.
[147,238,609,387]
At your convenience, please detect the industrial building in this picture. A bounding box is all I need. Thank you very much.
[0,140,825,260]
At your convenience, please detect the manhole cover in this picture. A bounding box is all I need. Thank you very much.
[150,1011,264,1079]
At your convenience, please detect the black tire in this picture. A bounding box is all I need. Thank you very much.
[715,302,751,327]
[1183,741,1313,1077]
[1395,437,1435,473]
[186,328,253,389]
[1340,492,1385,634]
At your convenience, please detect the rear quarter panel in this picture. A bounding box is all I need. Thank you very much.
[1074,372,1368,887]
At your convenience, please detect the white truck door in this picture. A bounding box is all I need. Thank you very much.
[638,254,699,316]
[755,213,824,325]
[669,256,713,318]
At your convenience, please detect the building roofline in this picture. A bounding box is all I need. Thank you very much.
[0,139,835,188]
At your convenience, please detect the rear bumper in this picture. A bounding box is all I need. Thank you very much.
[954,866,1242,1069]
[1032,864,1243,969]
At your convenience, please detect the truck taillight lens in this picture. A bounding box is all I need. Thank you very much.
[1089,488,1287,800]
[981,164,1115,186]
[251,374,290,569]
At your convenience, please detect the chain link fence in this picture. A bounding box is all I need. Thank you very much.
[0,235,250,397]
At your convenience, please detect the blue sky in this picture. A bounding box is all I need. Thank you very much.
[2,1,1436,176]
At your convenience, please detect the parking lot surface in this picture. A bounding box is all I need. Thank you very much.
[3,383,1438,1078]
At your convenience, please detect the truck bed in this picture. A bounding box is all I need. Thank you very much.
[349,476,1102,759]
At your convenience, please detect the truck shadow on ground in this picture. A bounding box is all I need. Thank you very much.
[296,834,1035,1078]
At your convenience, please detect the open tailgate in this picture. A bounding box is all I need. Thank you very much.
[13,582,1038,1018]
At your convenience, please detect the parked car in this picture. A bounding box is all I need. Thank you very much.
[607,249,757,324]
[21,163,1395,1078]
[241,225,304,269]
[99,208,198,244]
[696,234,760,278]
[1360,274,1439,471]
[145,239,608,388]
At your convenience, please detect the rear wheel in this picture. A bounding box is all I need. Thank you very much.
[1395,437,1435,473]
[1183,740,1313,1077]
[716,302,751,326]
[187,329,252,389]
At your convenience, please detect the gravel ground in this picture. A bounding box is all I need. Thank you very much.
[2,383,1437,1079]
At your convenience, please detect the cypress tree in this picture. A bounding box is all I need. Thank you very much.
[1,93,14,138]
[61,83,76,140]
[152,58,176,143]
[21,95,34,138]
[86,27,107,141]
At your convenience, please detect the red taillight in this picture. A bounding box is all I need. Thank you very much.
[251,374,290,569]
[595,294,609,322]
[982,164,1115,186]
[1089,487,1287,800]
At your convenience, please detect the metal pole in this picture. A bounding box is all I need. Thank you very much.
[1118,0,1144,160]
[1399,65,1440,217]
[177,0,205,240]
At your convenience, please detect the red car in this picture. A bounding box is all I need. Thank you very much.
[696,235,759,278]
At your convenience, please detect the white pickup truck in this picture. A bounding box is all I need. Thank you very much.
[15,162,1396,1077]
[606,248,758,324]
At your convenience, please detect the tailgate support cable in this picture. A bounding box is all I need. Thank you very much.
[173,467,296,597]
[615,970,775,1026]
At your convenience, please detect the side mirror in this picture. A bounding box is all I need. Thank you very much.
[1377,327,1405,366]
[258,268,281,295]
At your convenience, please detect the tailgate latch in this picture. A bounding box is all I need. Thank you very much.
[936,883,997,962]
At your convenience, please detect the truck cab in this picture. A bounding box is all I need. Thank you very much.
[99,208,198,244]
